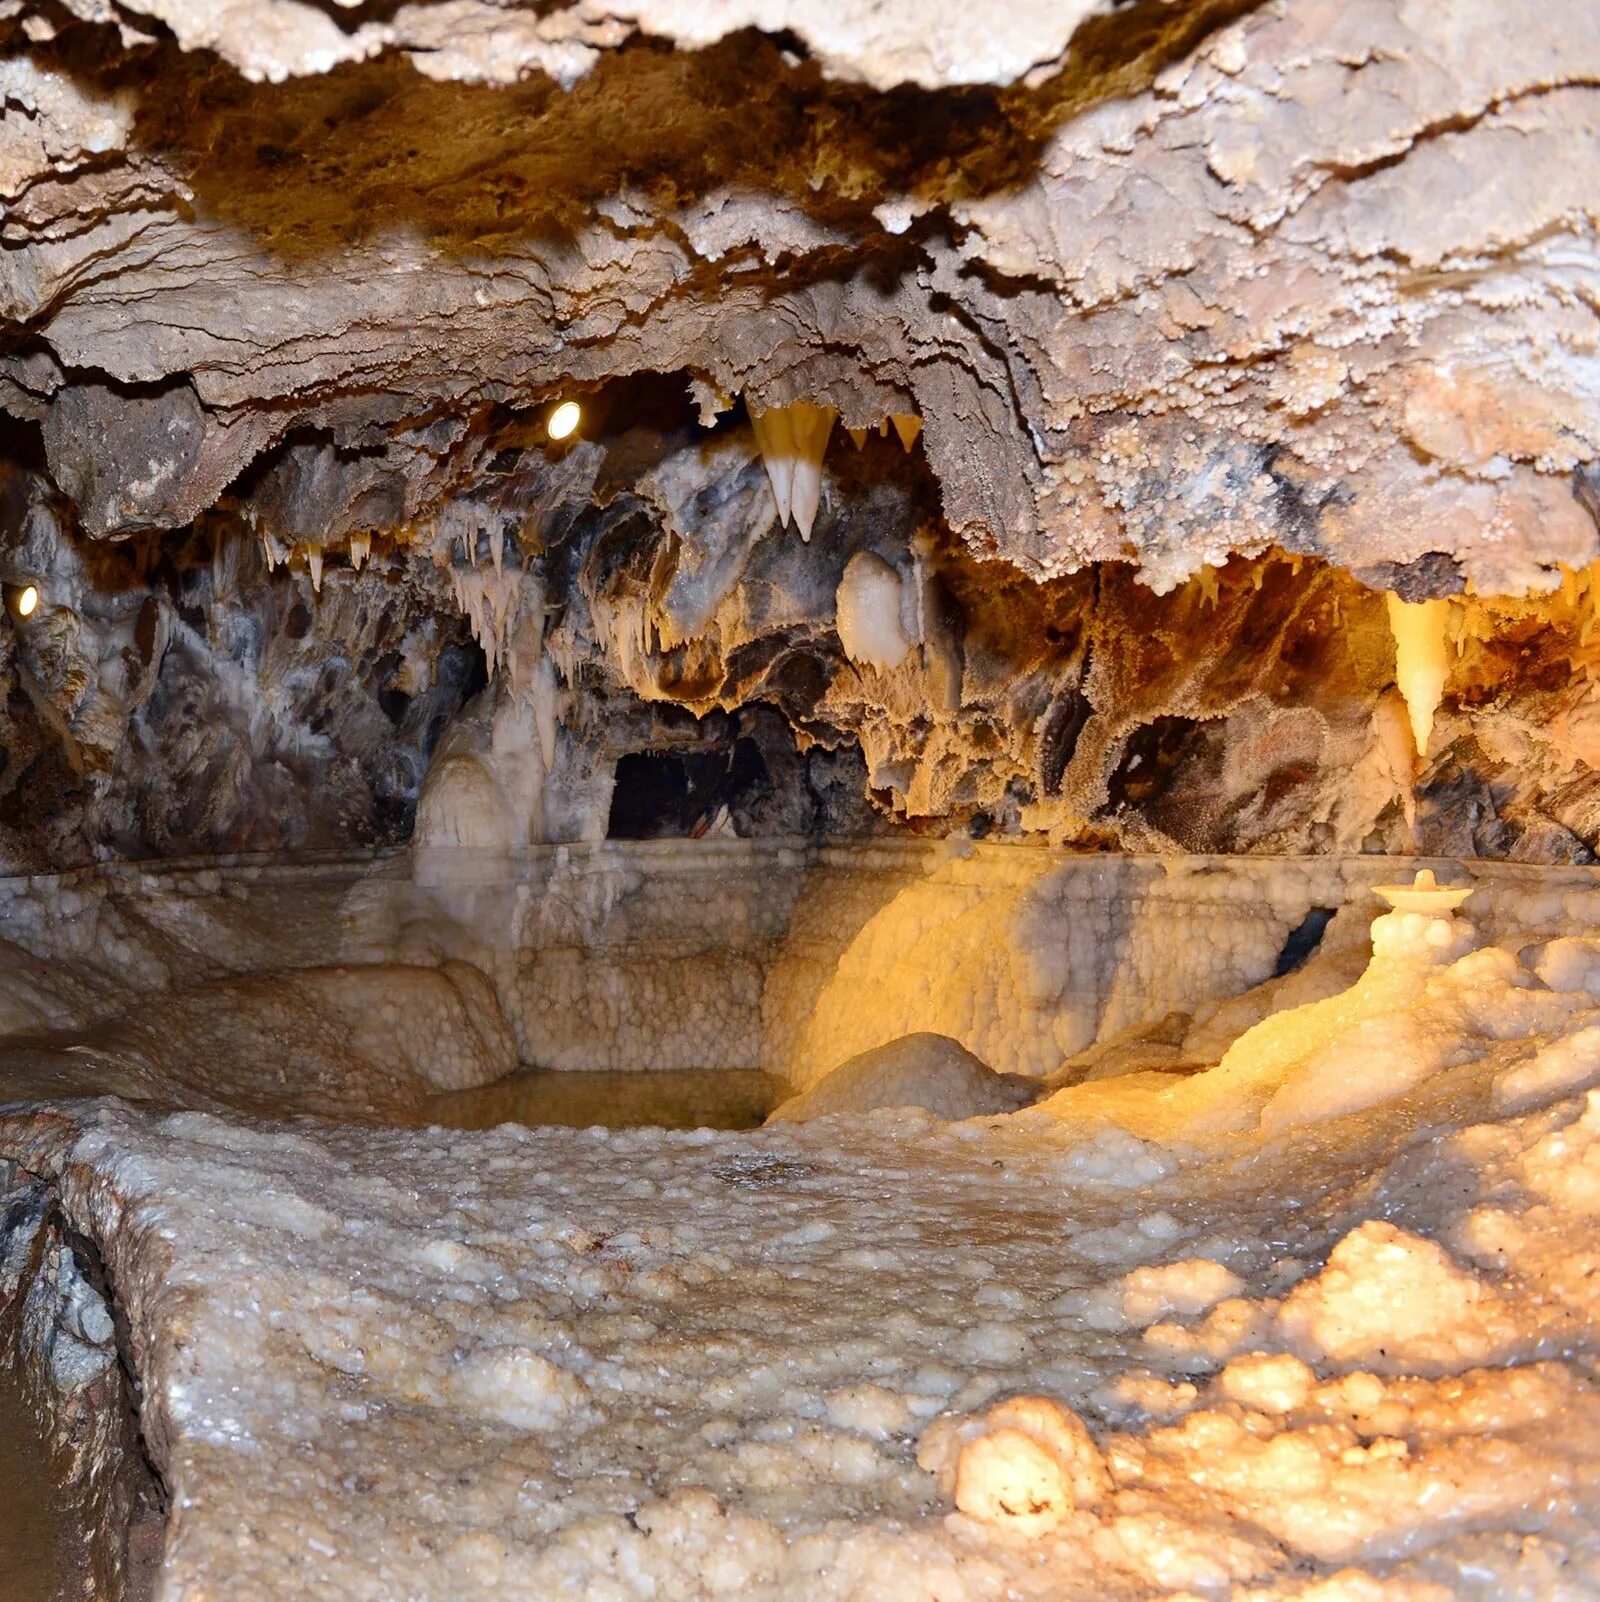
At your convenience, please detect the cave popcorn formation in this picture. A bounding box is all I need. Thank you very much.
[4,0,1600,1598]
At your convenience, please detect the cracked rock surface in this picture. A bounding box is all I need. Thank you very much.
[3,0,1600,867]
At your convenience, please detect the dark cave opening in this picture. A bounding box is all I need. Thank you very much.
[1272,906,1337,977]
[607,736,771,839]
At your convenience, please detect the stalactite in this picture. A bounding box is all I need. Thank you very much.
[1385,593,1451,759]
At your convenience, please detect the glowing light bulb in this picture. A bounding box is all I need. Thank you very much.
[547,400,582,441]
[14,584,38,619]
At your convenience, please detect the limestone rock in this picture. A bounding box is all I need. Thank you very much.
[2,0,1599,866]
[765,1032,1035,1123]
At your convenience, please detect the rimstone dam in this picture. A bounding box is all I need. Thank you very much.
[5,1,1600,1597]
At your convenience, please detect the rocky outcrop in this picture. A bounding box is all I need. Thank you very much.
[0,1154,159,1600]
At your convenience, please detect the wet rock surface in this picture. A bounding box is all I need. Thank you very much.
[5,1019,1600,1600]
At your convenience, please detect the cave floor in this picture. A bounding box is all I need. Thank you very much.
[5,1059,1600,1600]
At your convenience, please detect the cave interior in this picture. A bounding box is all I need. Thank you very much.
[5,1,1600,1597]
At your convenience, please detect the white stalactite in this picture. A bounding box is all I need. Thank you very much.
[747,398,837,541]
[748,404,794,525]
[837,550,915,670]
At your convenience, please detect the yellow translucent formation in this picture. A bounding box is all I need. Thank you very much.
[1372,867,1474,916]
[889,413,922,451]
[15,584,38,618]
[1385,593,1451,758]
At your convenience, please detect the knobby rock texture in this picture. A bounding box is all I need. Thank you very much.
[2,0,1600,867]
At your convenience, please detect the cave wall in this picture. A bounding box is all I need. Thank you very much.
[8,410,1600,872]
[3,0,1600,869]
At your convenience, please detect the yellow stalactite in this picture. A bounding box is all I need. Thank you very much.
[1386,592,1451,759]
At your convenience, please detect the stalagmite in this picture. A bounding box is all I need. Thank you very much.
[1385,593,1452,758]
[1372,690,1420,835]
[1372,866,1474,915]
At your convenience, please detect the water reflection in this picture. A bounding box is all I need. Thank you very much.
[0,1351,74,1602]
[421,1068,785,1132]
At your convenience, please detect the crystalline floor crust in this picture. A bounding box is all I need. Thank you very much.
[7,1030,1600,1601]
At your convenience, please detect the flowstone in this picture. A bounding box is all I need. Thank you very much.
[6,1003,1600,1599]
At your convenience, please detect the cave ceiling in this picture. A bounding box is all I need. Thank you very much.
[7,0,1598,587]
[3,0,1600,866]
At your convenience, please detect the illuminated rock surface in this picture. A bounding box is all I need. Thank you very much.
[5,0,1600,1593]
[764,1033,1034,1124]
[6,962,1600,1598]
